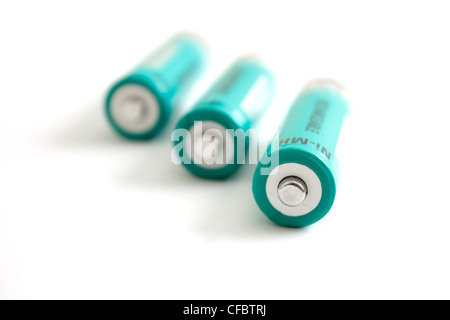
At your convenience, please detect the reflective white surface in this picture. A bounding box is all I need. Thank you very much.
[0,0,450,300]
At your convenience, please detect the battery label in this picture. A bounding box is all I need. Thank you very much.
[278,136,332,160]
[305,100,329,134]
[216,68,243,93]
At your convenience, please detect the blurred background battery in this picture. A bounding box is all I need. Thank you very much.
[174,57,276,179]
[105,34,207,140]
[252,79,350,227]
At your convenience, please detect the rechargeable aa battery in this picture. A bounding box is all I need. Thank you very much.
[252,79,350,227]
[105,34,207,140]
[174,57,276,179]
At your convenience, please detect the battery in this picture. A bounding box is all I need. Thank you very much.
[174,57,276,179]
[252,79,350,227]
[105,34,207,140]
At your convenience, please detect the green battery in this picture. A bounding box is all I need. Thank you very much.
[252,79,350,227]
[105,34,207,140]
[174,57,276,179]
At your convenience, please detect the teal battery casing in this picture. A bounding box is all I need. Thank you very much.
[105,34,207,140]
[174,58,276,179]
[252,80,350,227]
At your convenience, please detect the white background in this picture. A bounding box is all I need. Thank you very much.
[1,0,449,299]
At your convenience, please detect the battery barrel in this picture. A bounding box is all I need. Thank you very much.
[105,34,207,140]
[174,58,276,179]
[252,79,350,227]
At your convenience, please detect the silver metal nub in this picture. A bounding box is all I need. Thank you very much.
[121,98,147,122]
[277,176,308,207]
